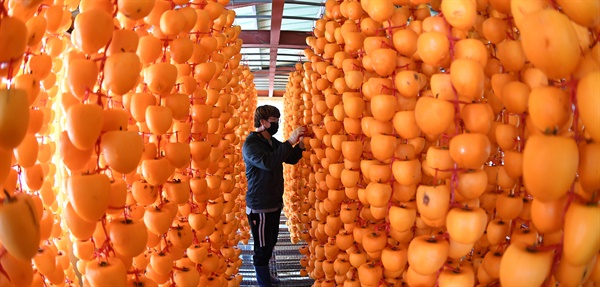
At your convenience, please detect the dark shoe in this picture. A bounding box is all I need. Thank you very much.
[254,265,273,287]
[270,273,280,285]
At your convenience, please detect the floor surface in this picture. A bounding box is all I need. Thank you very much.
[238,215,314,287]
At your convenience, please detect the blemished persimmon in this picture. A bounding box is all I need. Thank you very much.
[0,16,28,63]
[416,185,450,220]
[25,15,47,47]
[118,0,156,20]
[107,29,139,56]
[394,70,423,98]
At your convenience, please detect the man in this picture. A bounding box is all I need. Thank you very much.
[242,105,306,287]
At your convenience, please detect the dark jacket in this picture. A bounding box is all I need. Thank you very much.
[242,131,304,210]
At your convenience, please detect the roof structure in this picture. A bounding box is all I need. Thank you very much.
[230,0,324,97]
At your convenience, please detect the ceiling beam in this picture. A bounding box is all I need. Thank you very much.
[243,44,307,49]
[238,30,309,49]
[236,15,320,21]
[242,59,299,63]
[251,69,294,74]
[229,0,271,2]
[285,0,325,6]
[229,0,324,6]
[241,52,306,57]
[257,90,285,97]
[268,0,285,97]
[229,0,271,4]
[227,2,267,9]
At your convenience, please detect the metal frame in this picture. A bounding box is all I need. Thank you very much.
[236,15,320,21]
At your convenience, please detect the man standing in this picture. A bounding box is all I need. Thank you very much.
[242,105,306,286]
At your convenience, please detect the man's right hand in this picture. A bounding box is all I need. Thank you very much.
[288,126,306,144]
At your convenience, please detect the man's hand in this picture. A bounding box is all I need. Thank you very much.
[287,126,306,145]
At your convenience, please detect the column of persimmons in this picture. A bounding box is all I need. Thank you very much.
[0,0,257,286]
[282,0,600,286]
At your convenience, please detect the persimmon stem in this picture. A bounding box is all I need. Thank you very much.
[162,233,170,253]
[527,244,560,252]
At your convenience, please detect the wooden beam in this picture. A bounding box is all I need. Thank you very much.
[241,52,306,58]
[243,43,307,49]
[227,2,267,9]
[251,71,294,75]
[285,0,325,6]
[257,90,285,97]
[227,0,270,9]
[238,30,310,49]
[268,0,285,97]
[242,59,299,63]
[237,15,320,21]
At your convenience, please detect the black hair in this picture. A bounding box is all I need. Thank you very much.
[253,105,280,128]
